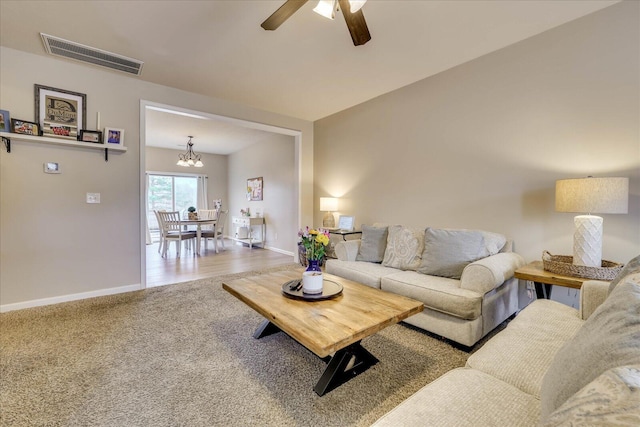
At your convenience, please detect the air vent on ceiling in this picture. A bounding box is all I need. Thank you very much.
[40,33,144,76]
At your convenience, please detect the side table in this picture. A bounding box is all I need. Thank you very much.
[324,229,362,258]
[328,229,362,241]
[514,261,600,299]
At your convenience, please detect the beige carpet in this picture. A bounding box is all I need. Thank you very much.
[1,264,494,426]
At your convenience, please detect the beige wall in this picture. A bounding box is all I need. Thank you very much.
[228,134,297,254]
[314,2,639,265]
[0,47,313,309]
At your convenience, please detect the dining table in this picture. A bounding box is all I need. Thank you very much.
[178,218,216,255]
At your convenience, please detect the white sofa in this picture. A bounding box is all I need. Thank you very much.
[326,225,525,347]
[372,255,640,426]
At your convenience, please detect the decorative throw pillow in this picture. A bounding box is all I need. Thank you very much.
[539,273,640,420]
[382,225,424,271]
[417,228,488,279]
[609,254,640,294]
[479,231,508,256]
[356,225,388,263]
[542,365,640,427]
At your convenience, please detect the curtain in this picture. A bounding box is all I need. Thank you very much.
[197,176,208,211]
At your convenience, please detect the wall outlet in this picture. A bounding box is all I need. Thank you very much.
[86,193,100,203]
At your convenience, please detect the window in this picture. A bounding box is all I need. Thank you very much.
[147,174,199,242]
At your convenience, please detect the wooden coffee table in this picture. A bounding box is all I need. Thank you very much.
[223,270,424,395]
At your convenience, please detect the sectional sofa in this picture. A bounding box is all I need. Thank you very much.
[372,255,640,426]
[325,225,525,347]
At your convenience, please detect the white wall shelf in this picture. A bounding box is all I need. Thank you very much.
[1,133,127,161]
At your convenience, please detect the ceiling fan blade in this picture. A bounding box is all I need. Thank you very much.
[338,0,371,46]
[261,0,309,31]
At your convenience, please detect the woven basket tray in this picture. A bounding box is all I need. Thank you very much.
[542,251,623,281]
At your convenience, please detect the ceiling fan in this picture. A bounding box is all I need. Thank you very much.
[261,0,371,46]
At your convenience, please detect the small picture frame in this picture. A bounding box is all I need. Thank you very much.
[338,215,355,231]
[0,110,10,133]
[104,127,124,147]
[79,130,103,144]
[247,177,263,201]
[10,119,40,136]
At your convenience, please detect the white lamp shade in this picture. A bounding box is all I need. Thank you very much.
[349,0,367,13]
[556,177,629,214]
[313,0,336,19]
[320,197,338,212]
[556,176,629,267]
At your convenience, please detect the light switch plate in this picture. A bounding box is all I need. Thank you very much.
[43,162,61,174]
[86,193,100,203]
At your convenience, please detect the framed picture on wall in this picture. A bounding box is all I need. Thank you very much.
[0,110,10,133]
[247,177,263,201]
[104,127,125,147]
[35,84,86,140]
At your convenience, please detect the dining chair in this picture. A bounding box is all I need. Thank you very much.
[198,209,217,252]
[202,209,228,253]
[157,211,196,257]
[153,210,168,254]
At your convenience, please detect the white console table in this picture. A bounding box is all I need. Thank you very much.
[232,216,265,249]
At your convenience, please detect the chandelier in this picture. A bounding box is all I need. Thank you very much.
[176,136,203,167]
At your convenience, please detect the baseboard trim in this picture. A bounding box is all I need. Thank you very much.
[0,283,142,313]
[263,246,294,256]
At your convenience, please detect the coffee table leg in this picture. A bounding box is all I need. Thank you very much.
[253,320,281,339]
[313,341,379,396]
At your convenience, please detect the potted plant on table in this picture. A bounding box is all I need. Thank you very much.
[298,227,330,294]
[187,206,198,220]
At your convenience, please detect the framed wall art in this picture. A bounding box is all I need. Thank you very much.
[10,119,40,136]
[247,177,263,201]
[35,84,86,140]
[0,110,10,133]
[79,130,102,144]
[104,127,124,147]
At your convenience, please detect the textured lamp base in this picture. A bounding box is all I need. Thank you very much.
[322,212,335,228]
[573,215,603,267]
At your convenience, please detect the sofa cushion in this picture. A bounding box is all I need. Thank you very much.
[417,228,506,279]
[540,272,640,419]
[325,260,398,289]
[609,254,640,294]
[371,368,540,427]
[381,271,482,320]
[467,299,583,397]
[356,225,388,263]
[382,225,424,271]
[542,365,640,427]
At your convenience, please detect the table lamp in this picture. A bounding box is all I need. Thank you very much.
[555,176,629,267]
[320,197,338,228]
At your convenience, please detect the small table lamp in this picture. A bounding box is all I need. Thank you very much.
[320,197,338,228]
[555,176,629,267]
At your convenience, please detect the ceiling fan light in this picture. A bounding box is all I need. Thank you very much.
[313,0,336,20]
[349,0,366,13]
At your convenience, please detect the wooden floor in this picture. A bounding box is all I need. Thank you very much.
[146,238,296,287]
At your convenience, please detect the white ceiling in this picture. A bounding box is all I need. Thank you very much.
[0,0,619,154]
